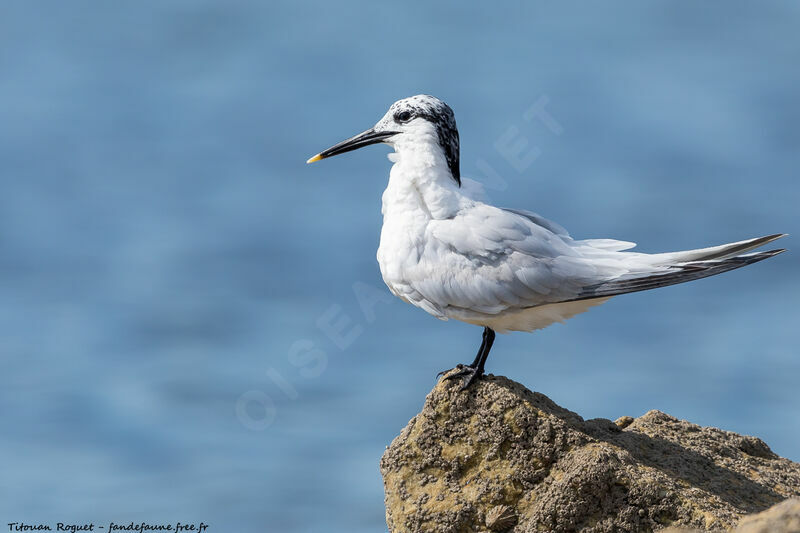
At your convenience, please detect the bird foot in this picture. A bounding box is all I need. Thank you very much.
[441,364,484,390]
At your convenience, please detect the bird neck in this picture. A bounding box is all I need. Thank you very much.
[382,145,466,221]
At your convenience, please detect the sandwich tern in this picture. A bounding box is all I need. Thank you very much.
[307,95,786,389]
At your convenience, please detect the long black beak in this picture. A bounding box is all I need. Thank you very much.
[307,128,399,163]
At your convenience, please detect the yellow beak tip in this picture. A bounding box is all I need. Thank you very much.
[306,154,323,164]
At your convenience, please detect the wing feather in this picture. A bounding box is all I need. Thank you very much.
[412,204,785,319]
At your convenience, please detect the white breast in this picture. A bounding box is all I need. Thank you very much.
[376,151,466,319]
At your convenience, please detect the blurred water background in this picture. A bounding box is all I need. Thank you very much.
[1,2,798,532]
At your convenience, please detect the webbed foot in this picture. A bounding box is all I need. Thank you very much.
[441,364,484,390]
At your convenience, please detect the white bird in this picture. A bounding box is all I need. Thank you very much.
[307,95,786,389]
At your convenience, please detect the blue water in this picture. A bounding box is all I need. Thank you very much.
[1,2,798,532]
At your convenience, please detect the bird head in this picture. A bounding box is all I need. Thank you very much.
[307,95,460,186]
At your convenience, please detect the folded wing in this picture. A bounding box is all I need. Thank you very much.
[423,204,785,315]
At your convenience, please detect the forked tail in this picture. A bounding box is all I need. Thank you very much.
[576,234,787,300]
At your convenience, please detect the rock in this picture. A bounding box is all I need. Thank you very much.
[662,499,800,533]
[735,498,800,533]
[614,415,635,429]
[380,373,800,533]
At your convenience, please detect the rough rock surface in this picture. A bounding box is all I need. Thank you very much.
[735,498,800,533]
[380,373,800,533]
[662,498,800,533]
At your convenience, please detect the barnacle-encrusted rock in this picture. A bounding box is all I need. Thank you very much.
[735,498,800,533]
[380,373,800,532]
[662,498,800,533]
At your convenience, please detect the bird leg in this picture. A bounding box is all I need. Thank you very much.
[442,327,496,389]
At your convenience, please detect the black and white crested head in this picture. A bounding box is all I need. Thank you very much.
[306,94,461,186]
[375,95,461,186]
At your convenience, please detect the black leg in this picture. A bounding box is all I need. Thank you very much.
[468,329,489,367]
[442,327,496,390]
[474,328,495,374]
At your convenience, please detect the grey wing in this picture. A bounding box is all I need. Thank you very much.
[497,212,787,303]
[501,207,571,239]
[423,205,617,312]
[572,248,785,301]
[427,206,786,314]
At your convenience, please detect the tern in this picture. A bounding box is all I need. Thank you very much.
[307,95,786,389]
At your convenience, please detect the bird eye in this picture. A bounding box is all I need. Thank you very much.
[394,111,413,123]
